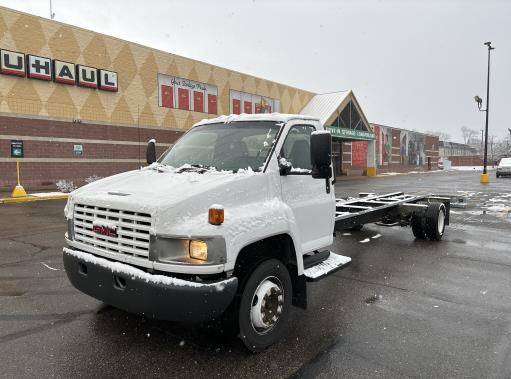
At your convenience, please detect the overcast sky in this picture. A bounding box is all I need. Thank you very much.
[1,0,509,142]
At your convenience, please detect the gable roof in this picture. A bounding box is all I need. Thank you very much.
[300,90,372,132]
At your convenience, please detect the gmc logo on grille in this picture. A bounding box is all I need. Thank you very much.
[93,225,117,238]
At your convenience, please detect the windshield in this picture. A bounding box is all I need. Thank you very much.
[159,121,281,172]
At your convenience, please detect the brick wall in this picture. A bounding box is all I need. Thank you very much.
[0,115,183,189]
[447,156,484,166]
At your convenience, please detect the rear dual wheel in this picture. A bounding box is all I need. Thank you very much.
[412,203,446,241]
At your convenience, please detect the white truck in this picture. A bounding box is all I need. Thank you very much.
[63,113,449,351]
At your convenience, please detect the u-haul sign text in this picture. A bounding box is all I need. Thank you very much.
[0,49,118,92]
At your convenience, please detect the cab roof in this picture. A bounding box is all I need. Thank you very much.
[193,113,320,127]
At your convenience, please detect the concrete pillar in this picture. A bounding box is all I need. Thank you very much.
[366,139,377,177]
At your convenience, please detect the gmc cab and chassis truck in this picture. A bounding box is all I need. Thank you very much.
[63,113,450,351]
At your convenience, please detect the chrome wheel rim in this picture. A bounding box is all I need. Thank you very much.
[250,276,284,334]
[437,208,445,234]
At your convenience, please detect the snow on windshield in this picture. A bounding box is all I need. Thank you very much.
[158,121,281,173]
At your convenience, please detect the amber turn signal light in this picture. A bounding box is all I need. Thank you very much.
[208,206,224,225]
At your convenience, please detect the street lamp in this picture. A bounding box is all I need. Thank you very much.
[474,41,495,184]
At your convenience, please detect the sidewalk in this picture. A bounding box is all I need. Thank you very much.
[0,190,68,204]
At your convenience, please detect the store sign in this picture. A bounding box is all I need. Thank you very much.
[73,144,83,156]
[10,140,23,158]
[0,48,118,92]
[327,126,375,140]
[0,50,25,76]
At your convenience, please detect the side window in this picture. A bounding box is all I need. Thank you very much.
[281,125,315,172]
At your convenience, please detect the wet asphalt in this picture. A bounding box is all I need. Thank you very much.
[0,169,510,378]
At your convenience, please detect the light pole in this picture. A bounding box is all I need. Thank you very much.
[474,41,494,184]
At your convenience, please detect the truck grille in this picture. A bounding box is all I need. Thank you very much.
[73,203,152,258]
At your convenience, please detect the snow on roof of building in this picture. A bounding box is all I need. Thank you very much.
[300,91,351,126]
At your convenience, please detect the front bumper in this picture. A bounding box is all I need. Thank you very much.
[63,248,238,323]
[497,169,511,176]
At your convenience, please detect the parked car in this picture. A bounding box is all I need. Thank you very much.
[496,157,511,178]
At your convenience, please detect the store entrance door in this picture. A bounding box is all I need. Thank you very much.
[332,141,343,176]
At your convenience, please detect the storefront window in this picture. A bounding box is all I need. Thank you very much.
[332,101,363,130]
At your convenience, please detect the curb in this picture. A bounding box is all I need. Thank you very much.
[0,194,69,204]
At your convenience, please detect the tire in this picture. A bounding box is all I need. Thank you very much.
[238,259,292,352]
[424,203,446,241]
[411,212,426,239]
[496,173,500,178]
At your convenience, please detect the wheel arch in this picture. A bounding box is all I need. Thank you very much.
[233,233,307,309]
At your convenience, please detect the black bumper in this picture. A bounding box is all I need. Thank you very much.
[63,248,238,323]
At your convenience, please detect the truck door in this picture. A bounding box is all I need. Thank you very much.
[279,124,335,253]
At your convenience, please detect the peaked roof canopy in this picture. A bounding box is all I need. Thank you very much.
[300,90,372,134]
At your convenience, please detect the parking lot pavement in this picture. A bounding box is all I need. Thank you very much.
[0,170,510,378]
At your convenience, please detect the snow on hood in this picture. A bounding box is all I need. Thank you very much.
[70,165,266,217]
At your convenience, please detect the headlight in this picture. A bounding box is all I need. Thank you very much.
[64,196,74,219]
[189,240,208,261]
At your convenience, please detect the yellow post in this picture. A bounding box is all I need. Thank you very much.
[480,173,490,184]
[11,159,28,198]
[367,167,377,177]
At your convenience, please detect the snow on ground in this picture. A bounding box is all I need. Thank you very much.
[30,192,67,197]
[450,166,496,171]
[451,191,511,221]
[378,170,439,176]
[359,238,371,243]
[40,262,62,271]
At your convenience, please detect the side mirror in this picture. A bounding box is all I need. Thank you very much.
[310,131,332,179]
[146,139,156,165]
[278,157,292,176]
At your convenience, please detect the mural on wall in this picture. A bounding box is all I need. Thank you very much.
[230,90,280,115]
[408,132,426,166]
[383,127,393,164]
[397,130,428,166]
[158,74,218,114]
[400,130,408,164]
[373,124,437,168]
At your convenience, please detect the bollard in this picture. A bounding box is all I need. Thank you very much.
[11,159,28,198]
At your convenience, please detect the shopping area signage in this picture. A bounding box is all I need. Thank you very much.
[0,48,118,92]
[327,126,375,141]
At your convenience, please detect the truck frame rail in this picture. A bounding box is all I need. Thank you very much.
[335,192,451,232]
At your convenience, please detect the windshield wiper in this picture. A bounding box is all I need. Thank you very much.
[176,164,214,173]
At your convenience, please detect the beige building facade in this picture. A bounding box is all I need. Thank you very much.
[1,6,436,189]
[0,6,316,188]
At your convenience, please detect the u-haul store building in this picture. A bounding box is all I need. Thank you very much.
[0,6,437,189]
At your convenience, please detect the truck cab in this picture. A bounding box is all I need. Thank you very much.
[63,113,338,351]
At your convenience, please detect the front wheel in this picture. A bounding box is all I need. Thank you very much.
[238,259,292,352]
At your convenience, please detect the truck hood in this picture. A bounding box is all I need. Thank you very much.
[70,166,269,214]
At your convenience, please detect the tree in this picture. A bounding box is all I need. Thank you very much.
[426,130,451,142]
[461,126,478,145]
